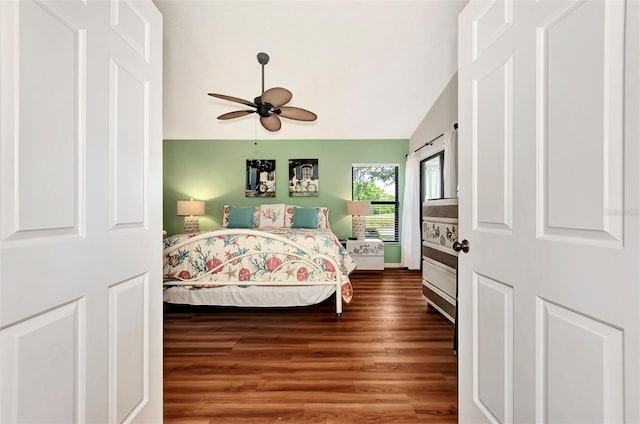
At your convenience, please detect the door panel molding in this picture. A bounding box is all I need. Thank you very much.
[108,56,149,231]
[473,273,514,424]
[110,0,151,62]
[472,54,514,234]
[108,274,149,423]
[1,0,86,242]
[535,0,624,247]
[0,298,86,423]
[473,0,513,61]
[536,298,624,423]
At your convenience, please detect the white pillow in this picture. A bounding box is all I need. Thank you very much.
[259,203,285,227]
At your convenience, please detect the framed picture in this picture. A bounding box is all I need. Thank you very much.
[288,159,319,197]
[246,159,276,197]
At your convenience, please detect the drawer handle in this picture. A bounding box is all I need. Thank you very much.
[452,239,470,253]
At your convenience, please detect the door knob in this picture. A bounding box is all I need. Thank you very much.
[453,239,470,253]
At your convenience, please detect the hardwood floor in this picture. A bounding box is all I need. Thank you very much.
[163,268,458,423]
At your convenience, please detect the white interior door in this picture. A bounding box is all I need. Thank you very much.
[0,0,163,422]
[458,0,639,422]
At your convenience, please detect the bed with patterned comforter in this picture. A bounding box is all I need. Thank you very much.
[163,228,355,315]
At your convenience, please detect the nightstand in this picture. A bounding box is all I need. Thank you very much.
[346,238,384,270]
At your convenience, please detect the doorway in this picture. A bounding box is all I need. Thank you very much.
[419,150,445,273]
[420,151,444,203]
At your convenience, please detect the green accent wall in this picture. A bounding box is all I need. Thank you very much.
[163,139,408,263]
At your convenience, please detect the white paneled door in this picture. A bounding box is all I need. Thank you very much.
[458,1,639,423]
[0,0,162,422]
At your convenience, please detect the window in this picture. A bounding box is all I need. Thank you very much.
[352,163,399,242]
[301,164,314,180]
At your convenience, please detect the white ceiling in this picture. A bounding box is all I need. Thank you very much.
[155,0,466,140]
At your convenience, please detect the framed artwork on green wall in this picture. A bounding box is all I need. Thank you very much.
[289,159,319,197]
[246,159,276,197]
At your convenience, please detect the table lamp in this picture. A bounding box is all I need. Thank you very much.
[346,200,372,240]
[177,198,205,233]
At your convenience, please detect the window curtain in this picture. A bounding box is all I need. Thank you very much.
[443,129,458,198]
[401,152,421,269]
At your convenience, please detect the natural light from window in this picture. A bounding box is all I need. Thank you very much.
[352,163,399,242]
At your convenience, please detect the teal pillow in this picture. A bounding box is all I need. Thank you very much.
[227,206,254,228]
[291,207,319,229]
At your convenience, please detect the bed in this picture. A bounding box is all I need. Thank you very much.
[163,204,356,316]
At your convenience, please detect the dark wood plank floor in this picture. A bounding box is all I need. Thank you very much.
[164,268,458,423]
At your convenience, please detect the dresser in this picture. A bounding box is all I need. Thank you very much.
[346,238,384,271]
[421,198,458,323]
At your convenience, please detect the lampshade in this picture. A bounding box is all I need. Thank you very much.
[177,198,205,216]
[346,200,372,216]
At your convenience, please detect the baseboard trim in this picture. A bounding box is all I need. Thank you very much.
[384,263,403,268]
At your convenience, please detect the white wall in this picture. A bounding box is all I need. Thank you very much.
[409,72,458,161]
[155,1,466,140]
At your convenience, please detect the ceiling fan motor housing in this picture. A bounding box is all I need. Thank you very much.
[254,97,275,117]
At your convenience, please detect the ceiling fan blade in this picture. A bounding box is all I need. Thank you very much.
[277,106,317,121]
[217,110,255,120]
[260,114,281,132]
[261,87,292,108]
[208,93,256,107]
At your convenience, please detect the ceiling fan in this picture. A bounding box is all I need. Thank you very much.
[207,52,318,132]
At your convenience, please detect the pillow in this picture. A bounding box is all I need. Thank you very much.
[227,206,256,228]
[285,205,330,228]
[291,207,319,229]
[259,203,285,227]
[222,205,259,227]
[317,207,330,229]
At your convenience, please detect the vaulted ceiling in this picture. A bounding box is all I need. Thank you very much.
[155,0,466,140]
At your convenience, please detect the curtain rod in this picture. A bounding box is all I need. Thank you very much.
[407,122,458,157]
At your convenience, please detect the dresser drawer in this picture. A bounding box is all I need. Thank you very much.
[422,259,456,299]
[422,281,455,323]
